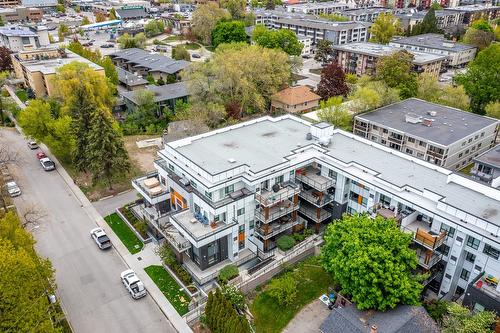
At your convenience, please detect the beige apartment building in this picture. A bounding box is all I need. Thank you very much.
[12,48,104,97]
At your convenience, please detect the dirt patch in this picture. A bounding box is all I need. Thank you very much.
[124,134,159,173]
[282,299,331,333]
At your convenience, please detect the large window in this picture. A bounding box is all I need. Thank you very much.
[224,184,234,195]
[466,236,480,250]
[465,251,476,263]
[483,244,500,260]
[237,208,245,216]
[207,242,219,265]
[440,223,455,238]
[460,268,470,281]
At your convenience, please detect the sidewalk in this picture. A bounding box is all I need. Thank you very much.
[5,84,192,333]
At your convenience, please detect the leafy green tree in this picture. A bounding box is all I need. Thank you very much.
[220,0,246,19]
[144,20,165,38]
[463,27,495,50]
[442,302,496,333]
[109,8,117,20]
[100,56,119,85]
[317,96,351,130]
[485,101,500,119]
[191,3,230,45]
[252,25,303,56]
[455,44,499,114]
[55,3,65,13]
[124,89,159,133]
[67,41,119,85]
[314,40,334,64]
[375,50,417,99]
[430,2,442,9]
[470,19,493,33]
[319,13,349,22]
[211,20,247,48]
[417,73,469,110]
[316,62,350,99]
[267,272,297,306]
[0,16,4,26]
[58,23,69,42]
[410,7,439,35]
[117,33,146,49]
[369,13,401,44]
[81,16,91,25]
[322,214,424,311]
[172,45,191,61]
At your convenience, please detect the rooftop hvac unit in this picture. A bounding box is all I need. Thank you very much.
[228,158,236,163]
[427,110,437,116]
[318,136,331,146]
[422,118,433,127]
[405,113,422,124]
[179,178,190,186]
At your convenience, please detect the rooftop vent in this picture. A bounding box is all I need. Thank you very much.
[228,158,236,163]
[427,110,437,116]
[422,118,433,127]
[306,132,313,140]
[405,113,422,124]
[318,136,331,146]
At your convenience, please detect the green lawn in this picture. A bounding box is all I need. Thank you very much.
[250,256,334,333]
[144,265,190,316]
[309,68,323,75]
[15,89,28,102]
[104,213,143,254]
[458,163,474,175]
[184,42,201,50]
[163,35,182,42]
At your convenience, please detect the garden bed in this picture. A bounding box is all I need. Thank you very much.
[104,213,143,254]
[144,265,190,316]
[117,205,153,243]
[249,256,334,333]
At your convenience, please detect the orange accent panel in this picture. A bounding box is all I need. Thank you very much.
[171,190,186,209]
[239,233,245,241]
[358,195,363,205]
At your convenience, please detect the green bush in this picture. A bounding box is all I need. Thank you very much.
[205,288,250,333]
[221,284,245,311]
[119,206,148,238]
[156,243,192,285]
[277,235,296,251]
[218,264,239,284]
[267,272,298,307]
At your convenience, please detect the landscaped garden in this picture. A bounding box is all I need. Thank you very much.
[144,265,190,316]
[104,213,143,254]
[119,204,148,239]
[184,42,201,50]
[249,256,334,333]
[15,89,28,102]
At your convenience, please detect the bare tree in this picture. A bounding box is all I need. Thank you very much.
[20,203,47,229]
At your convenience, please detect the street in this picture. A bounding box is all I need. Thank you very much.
[2,128,175,333]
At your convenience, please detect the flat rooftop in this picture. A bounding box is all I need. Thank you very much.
[287,1,348,9]
[166,114,500,227]
[20,49,103,75]
[0,27,37,37]
[474,145,500,169]
[391,33,476,52]
[332,42,447,65]
[355,98,498,146]
[275,18,371,31]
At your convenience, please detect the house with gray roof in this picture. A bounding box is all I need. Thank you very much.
[116,67,148,91]
[390,33,476,67]
[353,98,499,170]
[121,81,189,113]
[319,305,440,333]
[109,48,190,83]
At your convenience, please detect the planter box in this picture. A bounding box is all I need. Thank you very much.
[115,208,153,244]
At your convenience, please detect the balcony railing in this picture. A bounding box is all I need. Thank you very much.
[162,224,191,253]
[170,209,237,242]
[295,167,335,192]
[132,171,169,203]
[256,181,300,207]
[402,224,446,251]
[415,248,442,270]
[254,200,299,223]
[298,202,331,223]
[255,218,301,240]
[299,189,333,207]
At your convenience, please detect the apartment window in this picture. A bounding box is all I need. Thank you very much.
[407,137,415,143]
[371,136,378,141]
[191,181,197,189]
[204,191,212,199]
[239,224,245,233]
[474,135,479,140]
[465,251,476,263]
[237,208,245,216]
[480,132,484,137]
[439,244,450,256]
[372,125,378,130]
[224,184,234,195]
[445,273,452,280]
[405,148,413,155]
[450,255,457,265]
[419,141,426,147]
[478,143,482,148]
[249,220,254,229]
[460,268,470,281]
[275,175,284,185]
[483,244,500,259]
[290,170,295,177]
[474,265,482,272]
[440,224,456,238]
[459,153,463,158]
[381,139,387,144]
[466,236,480,250]
[468,138,472,143]
[382,128,388,134]
[168,163,175,171]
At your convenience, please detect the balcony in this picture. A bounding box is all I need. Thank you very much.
[255,217,303,240]
[255,199,299,223]
[299,188,333,207]
[298,201,332,223]
[132,171,169,205]
[415,247,442,270]
[162,224,191,253]
[169,209,236,244]
[403,220,446,250]
[256,181,300,207]
[470,168,493,182]
[295,166,335,192]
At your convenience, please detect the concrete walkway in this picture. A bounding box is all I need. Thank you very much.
[93,189,139,216]
[4,84,192,333]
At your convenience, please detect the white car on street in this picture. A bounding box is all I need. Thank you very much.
[121,269,147,299]
[40,157,56,171]
[90,227,112,249]
[6,181,21,197]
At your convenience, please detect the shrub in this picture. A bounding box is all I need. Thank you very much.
[424,300,449,325]
[277,235,296,251]
[221,284,245,311]
[267,273,297,307]
[292,233,305,243]
[218,264,239,284]
[205,288,250,333]
[135,221,148,238]
[156,243,192,285]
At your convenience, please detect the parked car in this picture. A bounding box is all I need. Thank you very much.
[36,152,47,159]
[121,269,147,299]
[40,157,55,171]
[27,140,38,149]
[191,53,201,59]
[6,181,21,197]
[90,227,112,249]
[100,43,114,48]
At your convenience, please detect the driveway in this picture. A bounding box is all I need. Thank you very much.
[2,128,176,333]
[283,299,331,333]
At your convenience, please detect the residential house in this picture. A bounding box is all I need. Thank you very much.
[470,144,500,188]
[132,113,500,300]
[121,81,189,114]
[353,98,499,170]
[270,85,321,114]
[116,67,148,91]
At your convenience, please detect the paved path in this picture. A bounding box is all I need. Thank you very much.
[93,190,139,216]
[282,299,331,333]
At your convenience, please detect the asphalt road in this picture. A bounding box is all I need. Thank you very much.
[2,128,175,333]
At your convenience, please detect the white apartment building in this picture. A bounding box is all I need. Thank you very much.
[298,35,312,57]
[132,114,500,304]
[390,33,477,68]
[0,25,49,52]
[354,99,499,170]
[286,1,351,15]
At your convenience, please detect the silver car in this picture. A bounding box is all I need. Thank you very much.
[6,181,21,197]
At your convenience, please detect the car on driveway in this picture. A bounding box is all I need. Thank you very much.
[121,269,147,299]
[6,181,21,197]
[37,152,47,159]
[90,227,112,249]
[100,43,114,48]
[27,140,38,149]
[191,53,201,59]
[40,157,56,171]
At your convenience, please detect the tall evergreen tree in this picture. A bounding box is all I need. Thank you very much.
[87,108,130,188]
[411,7,439,35]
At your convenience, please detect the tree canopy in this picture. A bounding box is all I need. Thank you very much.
[252,25,303,56]
[172,45,191,61]
[191,3,230,45]
[117,33,146,49]
[314,40,334,65]
[211,20,247,48]
[67,40,118,85]
[317,96,351,130]
[316,62,350,100]
[369,13,402,44]
[463,27,495,50]
[321,214,424,311]
[442,302,497,333]
[455,44,499,114]
[375,50,417,99]
[144,20,165,38]
[417,73,470,110]
[220,0,246,19]
[410,7,439,35]
[348,77,400,113]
